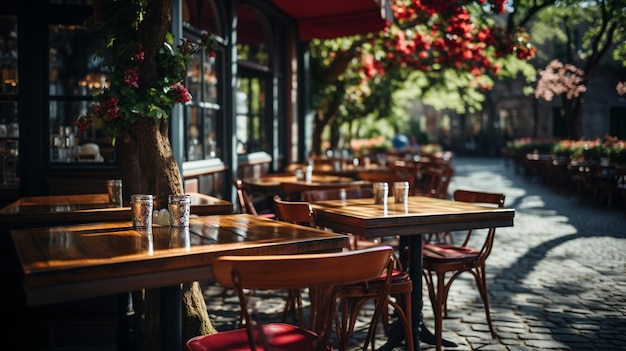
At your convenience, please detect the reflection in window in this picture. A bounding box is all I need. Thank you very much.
[183,28,220,161]
[236,4,270,155]
[0,15,18,95]
[237,42,269,66]
[49,24,111,163]
[236,75,266,154]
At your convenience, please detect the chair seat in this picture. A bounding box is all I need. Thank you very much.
[423,243,480,261]
[340,269,411,295]
[186,323,332,351]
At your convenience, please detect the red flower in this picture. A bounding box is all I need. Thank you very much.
[102,98,121,120]
[74,116,90,132]
[133,49,144,62]
[172,84,192,104]
[123,68,139,88]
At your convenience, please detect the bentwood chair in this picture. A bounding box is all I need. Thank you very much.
[272,195,318,324]
[422,189,505,351]
[421,165,455,244]
[186,246,396,351]
[273,196,414,351]
[233,178,275,219]
[300,187,377,250]
[280,181,367,202]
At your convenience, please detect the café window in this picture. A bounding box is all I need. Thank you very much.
[182,0,222,162]
[235,4,271,155]
[0,15,18,184]
[182,28,221,161]
[48,23,112,164]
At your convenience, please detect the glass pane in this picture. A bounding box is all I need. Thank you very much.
[204,108,218,158]
[0,15,18,94]
[184,104,219,161]
[0,101,18,184]
[236,4,269,155]
[0,100,17,127]
[48,22,111,164]
[186,52,218,104]
[183,25,220,162]
[236,4,268,66]
[202,55,218,103]
[50,100,115,163]
[185,105,203,161]
[49,24,108,97]
[236,75,266,154]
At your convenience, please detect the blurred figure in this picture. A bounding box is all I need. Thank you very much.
[392,127,409,151]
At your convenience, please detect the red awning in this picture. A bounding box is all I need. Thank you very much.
[271,0,391,41]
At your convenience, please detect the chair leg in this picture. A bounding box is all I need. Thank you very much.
[435,271,447,351]
[423,269,445,351]
[473,266,497,338]
[336,297,359,351]
[282,289,304,327]
[387,292,414,351]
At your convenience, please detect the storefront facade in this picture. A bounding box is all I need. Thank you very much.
[0,0,385,205]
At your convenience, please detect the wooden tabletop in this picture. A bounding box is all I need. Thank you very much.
[12,214,349,307]
[0,192,233,225]
[312,195,515,238]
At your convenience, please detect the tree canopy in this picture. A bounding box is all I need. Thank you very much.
[309,0,538,155]
[531,0,626,139]
[310,0,626,152]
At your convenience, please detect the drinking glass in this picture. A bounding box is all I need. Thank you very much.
[131,194,153,228]
[168,194,191,227]
[373,182,388,204]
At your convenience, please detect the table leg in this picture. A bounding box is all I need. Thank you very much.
[376,235,421,350]
[407,235,423,348]
[117,292,135,351]
[162,284,182,351]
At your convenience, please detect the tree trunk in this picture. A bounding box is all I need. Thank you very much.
[119,117,216,351]
[562,94,584,139]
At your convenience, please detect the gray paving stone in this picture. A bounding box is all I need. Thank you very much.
[202,156,626,350]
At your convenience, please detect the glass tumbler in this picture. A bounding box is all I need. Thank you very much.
[393,181,410,204]
[131,194,154,228]
[373,182,389,204]
[106,179,123,207]
[168,194,191,227]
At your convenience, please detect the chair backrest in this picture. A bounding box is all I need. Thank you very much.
[424,165,454,199]
[233,178,259,215]
[211,245,395,348]
[453,189,505,258]
[279,181,366,201]
[212,245,393,290]
[273,195,316,227]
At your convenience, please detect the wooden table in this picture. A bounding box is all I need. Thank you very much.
[12,214,350,351]
[312,196,515,349]
[242,174,360,194]
[311,164,388,179]
[0,192,233,225]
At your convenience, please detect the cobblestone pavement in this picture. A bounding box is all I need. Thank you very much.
[202,156,626,351]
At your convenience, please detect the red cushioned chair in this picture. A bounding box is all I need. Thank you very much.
[186,246,396,351]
